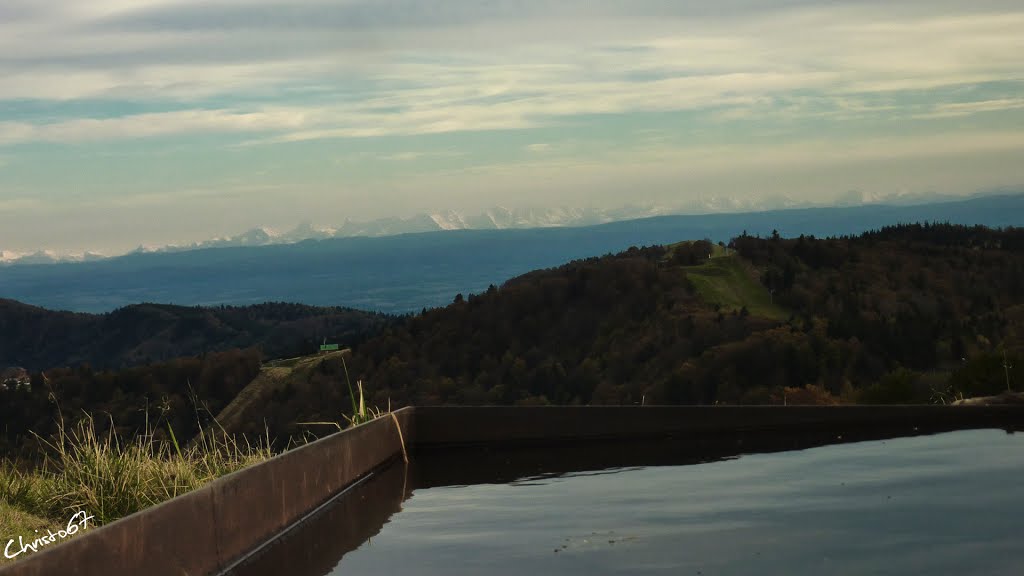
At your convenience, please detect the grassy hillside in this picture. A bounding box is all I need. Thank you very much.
[214,349,354,441]
[683,256,789,321]
[0,501,51,564]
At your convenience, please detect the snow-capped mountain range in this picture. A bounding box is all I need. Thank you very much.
[135,204,686,256]
[0,249,107,266]
[1,204,680,265]
[0,192,979,266]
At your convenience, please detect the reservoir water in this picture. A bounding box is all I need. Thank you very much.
[231,428,1024,576]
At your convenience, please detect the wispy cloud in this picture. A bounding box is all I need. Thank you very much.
[914,98,1024,119]
[0,108,309,145]
[1,0,1023,252]
[377,150,465,161]
[1,3,1022,144]
[0,196,45,213]
[433,130,1024,182]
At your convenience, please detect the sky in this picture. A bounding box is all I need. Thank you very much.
[1,0,1023,254]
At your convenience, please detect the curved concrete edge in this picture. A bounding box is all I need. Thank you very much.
[0,407,415,576]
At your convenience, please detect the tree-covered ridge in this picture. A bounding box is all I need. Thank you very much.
[735,224,1024,374]
[0,300,392,371]
[204,224,1018,440]
[4,224,1022,448]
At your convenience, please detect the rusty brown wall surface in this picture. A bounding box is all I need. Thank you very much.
[0,407,414,576]
[224,453,413,576]
[3,405,1022,575]
[412,405,1024,445]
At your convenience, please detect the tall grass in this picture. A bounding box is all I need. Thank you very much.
[295,361,406,462]
[0,415,271,527]
[300,357,386,431]
[342,357,383,427]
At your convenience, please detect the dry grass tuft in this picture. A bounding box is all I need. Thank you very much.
[0,415,271,531]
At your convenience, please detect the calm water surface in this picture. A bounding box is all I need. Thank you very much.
[331,429,1023,576]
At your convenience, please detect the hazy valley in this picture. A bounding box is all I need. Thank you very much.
[2,194,1022,315]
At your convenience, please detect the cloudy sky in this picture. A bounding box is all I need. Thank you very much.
[1,0,1023,253]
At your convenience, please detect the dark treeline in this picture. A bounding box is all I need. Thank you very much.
[737,224,1024,360]
[3,224,1023,448]
[0,348,262,456]
[0,300,392,371]
[225,224,1024,440]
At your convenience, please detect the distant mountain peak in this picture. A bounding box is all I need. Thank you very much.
[0,250,24,263]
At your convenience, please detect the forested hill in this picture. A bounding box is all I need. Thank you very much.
[0,300,391,371]
[4,224,1023,451]
[218,223,1024,439]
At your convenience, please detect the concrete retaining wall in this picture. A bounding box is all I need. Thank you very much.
[0,408,414,576]
[225,453,412,576]
[3,405,1022,575]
